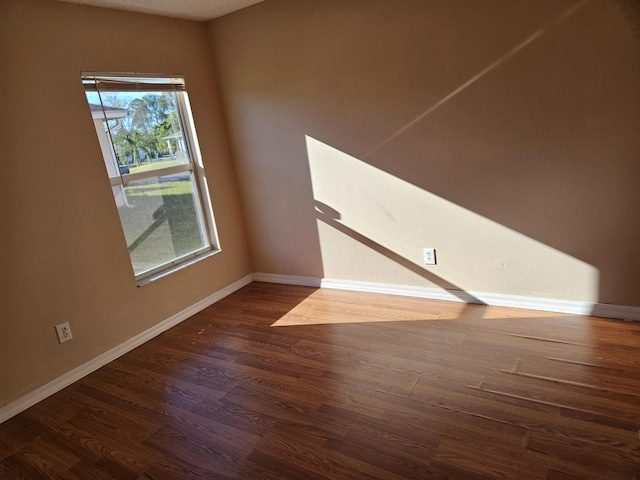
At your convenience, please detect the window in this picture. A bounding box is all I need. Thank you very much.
[82,73,220,284]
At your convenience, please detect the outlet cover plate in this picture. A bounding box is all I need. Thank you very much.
[423,248,436,265]
[55,322,73,343]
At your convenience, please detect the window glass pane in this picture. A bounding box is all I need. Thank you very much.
[84,73,219,282]
[86,90,191,177]
[113,171,208,276]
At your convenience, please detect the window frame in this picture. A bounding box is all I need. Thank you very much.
[82,72,221,284]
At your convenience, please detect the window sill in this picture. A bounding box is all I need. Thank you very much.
[136,248,221,287]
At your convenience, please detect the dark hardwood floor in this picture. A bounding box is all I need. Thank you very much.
[1,282,639,479]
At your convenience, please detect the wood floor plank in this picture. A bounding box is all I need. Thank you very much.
[432,438,547,480]
[2,282,639,479]
[525,430,639,478]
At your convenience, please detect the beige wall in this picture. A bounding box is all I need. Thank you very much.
[209,0,640,306]
[0,0,251,407]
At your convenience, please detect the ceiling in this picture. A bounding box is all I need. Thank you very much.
[56,0,266,21]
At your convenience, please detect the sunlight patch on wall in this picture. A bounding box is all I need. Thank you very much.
[305,135,599,303]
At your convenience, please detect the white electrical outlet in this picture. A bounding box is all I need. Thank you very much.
[55,322,73,343]
[423,248,436,265]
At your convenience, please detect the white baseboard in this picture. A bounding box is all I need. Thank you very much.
[252,272,322,287]
[0,274,253,424]
[254,273,640,322]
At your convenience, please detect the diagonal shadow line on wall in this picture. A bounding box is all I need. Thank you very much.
[363,0,592,159]
[315,200,484,305]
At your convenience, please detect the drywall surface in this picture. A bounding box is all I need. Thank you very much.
[209,0,640,307]
[0,0,251,407]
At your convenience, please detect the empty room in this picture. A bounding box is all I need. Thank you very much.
[1,0,639,478]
